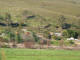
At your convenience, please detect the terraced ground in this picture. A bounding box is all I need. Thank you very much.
[0,48,80,60]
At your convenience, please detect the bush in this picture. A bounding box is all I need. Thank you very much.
[62,23,71,29]
[69,40,74,45]
[32,32,39,42]
[1,45,9,48]
[53,36,62,40]
[63,30,79,38]
[50,40,59,46]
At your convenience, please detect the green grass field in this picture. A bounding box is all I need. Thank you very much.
[0,48,80,60]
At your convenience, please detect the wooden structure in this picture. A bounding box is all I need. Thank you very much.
[21,30,35,48]
[24,41,35,48]
[37,33,51,48]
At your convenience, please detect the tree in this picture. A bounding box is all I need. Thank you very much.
[57,15,67,47]
[15,32,22,43]
[32,32,39,42]
[63,30,79,39]
[58,15,66,28]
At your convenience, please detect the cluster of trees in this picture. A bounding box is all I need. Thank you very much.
[57,15,80,39]
[63,30,79,38]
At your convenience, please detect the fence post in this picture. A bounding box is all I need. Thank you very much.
[1,49,6,60]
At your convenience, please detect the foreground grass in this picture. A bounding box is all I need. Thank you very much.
[0,48,80,60]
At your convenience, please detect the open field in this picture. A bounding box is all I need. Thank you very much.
[0,48,80,60]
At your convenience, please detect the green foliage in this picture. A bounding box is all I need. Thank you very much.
[77,31,80,37]
[50,40,59,46]
[63,30,79,38]
[1,44,9,48]
[53,36,62,40]
[63,30,69,38]
[64,40,75,46]
[32,32,39,42]
[15,33,22,43]
[69,40,75,45]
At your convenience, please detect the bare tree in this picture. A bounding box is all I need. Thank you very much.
[58,15,66,27]
[57,15,66,47]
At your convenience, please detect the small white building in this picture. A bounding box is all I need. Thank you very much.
[67,37,80,41]
[54,33,62,36]
[67,37,75,40]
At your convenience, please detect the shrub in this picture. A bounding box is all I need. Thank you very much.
[62,23,71,29]
[50,40,59,46]
[63,30,79,38]
[69,40,74,45]
[53,36,62,40]
[32,32,39,42]
[15,32,23,43]
[1,44,9,48]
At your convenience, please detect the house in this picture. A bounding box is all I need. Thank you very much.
[54,33,62,36]
[67,37,80,41]
[67,37,75,40]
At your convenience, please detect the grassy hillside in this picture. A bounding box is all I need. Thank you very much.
[0,0,80,16]
[0,0,80,33]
